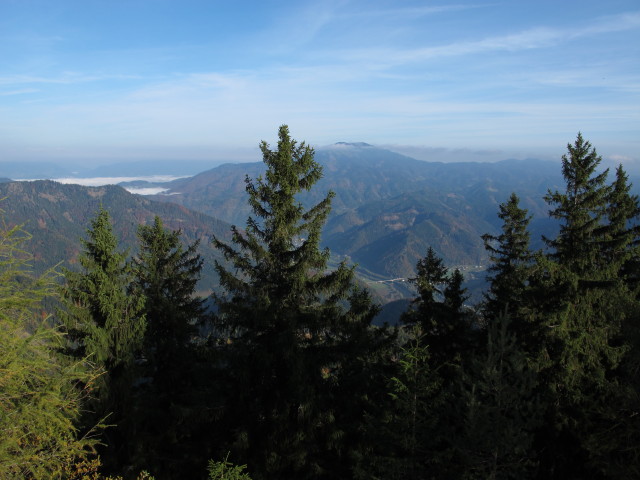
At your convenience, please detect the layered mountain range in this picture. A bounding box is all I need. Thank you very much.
[148,143,563,281]
[2,142,586,309]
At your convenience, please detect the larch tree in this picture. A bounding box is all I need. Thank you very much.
[212,125,382,480]
[0,214,97,479]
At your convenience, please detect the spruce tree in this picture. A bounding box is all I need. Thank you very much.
[444,268,468,323]
[457,315,540,480]
[441,268,473,362]
[134,216,204,385]
[482,193,533,324]
[534,134,636,477]
[58,206,146,473]
[594,165,640,476]
[604,165,640,284]
[402,248,472,369]
[131,216,206,477]
[543,132,611,278]
[360,333,442,480]
[212,125,381,480]
[401,246,448,333]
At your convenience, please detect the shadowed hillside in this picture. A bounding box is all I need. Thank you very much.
[0,180,233,293]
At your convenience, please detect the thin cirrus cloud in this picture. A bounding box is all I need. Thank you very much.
[335,11,640,67]
[113,8,637,107]
[326,3,486,24]
[0,73,142,88]
[0,88,39,96]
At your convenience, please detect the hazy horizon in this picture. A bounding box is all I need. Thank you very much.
[2,141,637,179]
[2,1,638,169]
[2,141,559,167]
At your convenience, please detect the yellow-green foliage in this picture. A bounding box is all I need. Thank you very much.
[0,213,98,479]
[208,454,252,480]
[64,458,154,480]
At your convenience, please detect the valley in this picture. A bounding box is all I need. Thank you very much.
[1,143,570,317]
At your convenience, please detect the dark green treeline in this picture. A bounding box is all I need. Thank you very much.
[2,128,640,479]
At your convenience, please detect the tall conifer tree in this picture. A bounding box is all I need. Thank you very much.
[401,246,447,333]
[457,315,540,480]
[212,125,381,480]
[482,193,533,324]
[134,216,204,384]
[544,132,611,278]
[131,216,206,477]
[58,207,145,472]
[402,248,472,368]
[444,268,468,322]
[604,165,640,283]
[535,134,635,477]
[360,334,442,480]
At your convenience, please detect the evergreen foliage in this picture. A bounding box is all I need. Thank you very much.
[131,216,207,476]
[457,315,540,480]
[362,332,443,480]
[534,133,640,477]
[482,193,533,323]
[604,165,640,283]
[401,247,447,331]
[543,132,611,277]
[212,125,383,479]
[208,455,253,480]
[58,206,146,472]
[396,250,477,478]
[402,248,473,369]
[442,268,472,349]
[134,215,204,385]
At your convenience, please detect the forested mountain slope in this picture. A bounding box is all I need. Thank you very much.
[0,180,232,292]
[149,143,563,279]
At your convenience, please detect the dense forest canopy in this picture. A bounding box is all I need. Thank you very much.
[1,128,639,479]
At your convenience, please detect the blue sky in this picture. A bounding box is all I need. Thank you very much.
[1,0,639,167]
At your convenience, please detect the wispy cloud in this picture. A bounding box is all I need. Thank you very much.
[255,0,344,54]
[0,73,141,86]
[568,11,640,37]
[525,69,640,93]
[0,88,39,96]
[343,3,487,19]
[335,11,640,67]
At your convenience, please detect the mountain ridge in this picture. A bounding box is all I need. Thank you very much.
[0,180,233,293]
[134,144,569,296]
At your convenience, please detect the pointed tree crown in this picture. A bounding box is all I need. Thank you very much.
[544,132,611,277]
[213,124,353,331]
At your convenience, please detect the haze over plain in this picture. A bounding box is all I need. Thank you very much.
[1,0,639,170]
